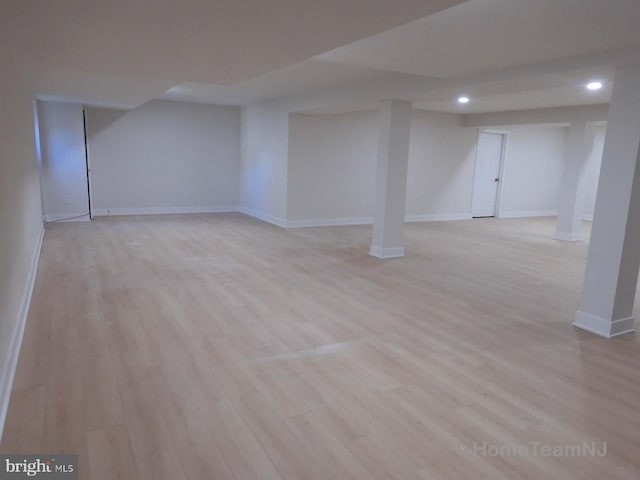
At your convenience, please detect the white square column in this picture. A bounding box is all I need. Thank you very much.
[574,65,640,338]
[370,100,412,259]
[554,120,596,241]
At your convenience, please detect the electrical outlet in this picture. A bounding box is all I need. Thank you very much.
[63,195,71,205]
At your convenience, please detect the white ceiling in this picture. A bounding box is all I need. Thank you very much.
[160,60,385,106]
[159,0,640,114]
[1,0,463,84]
[295,65,616,115]
[412,66,616,114]
[8,0,640,113]
[317,0,640,79]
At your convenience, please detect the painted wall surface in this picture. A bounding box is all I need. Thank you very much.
[406,111,477,219]
[240,103,290,224]
[86,100,241,215]
[37,101,90,221]
[583,125,606,220]
[0,80,44,414]
[288,110,480,225]
[495,125,567,217]
[288,111,378,223]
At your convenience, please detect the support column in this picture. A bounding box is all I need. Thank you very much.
[554,120,596,241]
[370,100,412,259]
[574,65,640,338]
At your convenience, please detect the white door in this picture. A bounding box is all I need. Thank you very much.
[472,132,504,217]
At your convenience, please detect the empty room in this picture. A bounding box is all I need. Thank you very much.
[2,1,640,479]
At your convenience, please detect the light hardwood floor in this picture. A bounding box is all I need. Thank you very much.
[2,214,640,479]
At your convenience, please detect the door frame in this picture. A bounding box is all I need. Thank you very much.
[471,129,509,218]
[82,108,94,219]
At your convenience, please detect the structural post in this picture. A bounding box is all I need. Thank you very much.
[574,65,640,337]
[554,120,596,241]
[370,100,412,259]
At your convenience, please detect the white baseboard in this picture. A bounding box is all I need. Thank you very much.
[286,216,373,228]
[498,210,558,218]
[553,231,583,242]
[237,207,288,228]
[92,206,238,216]
[369,245,405,259]
[574,311,635,338]
[0,224,45,443]
[405,213,472,223]
[285,213,472,229]
[45,213,91,223]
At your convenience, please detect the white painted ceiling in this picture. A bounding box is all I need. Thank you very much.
[160,60,385,106]
[1,0,463,94]
[317,0,640,79]
[412,66,616,114]
[160,0,640,114]
[6,0,640,113]
[293,64,617,115]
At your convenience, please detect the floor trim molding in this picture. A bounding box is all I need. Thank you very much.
[286,213,472,229]
[286,217,373,228]
[45,213,91,223]
[92,206,238,216]
[553,231,583,242]
[498,210,558,219]
[573,311,636,338]
[237,207,288,228]
[405,213,472,223]
[0,224,45,443]
[369,245,405,259]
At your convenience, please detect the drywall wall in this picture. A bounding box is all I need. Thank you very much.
[406,111,478,219]
[287,112,580,225]
[37,101,90,222]
[495,125,567,217]
[287,109,479,225]
[583,125,606,220]
[287,111,378,224]
[240,103,290,225]
[0,77,44,435]
[86,100,241,215]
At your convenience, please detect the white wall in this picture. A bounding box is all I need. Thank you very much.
[240,103,290,225]
[406,112,477,219]
[86,100,241,215]
[583,125,606,220]
[0,78,44,435]
[495,125,567,217]
[287,112,587,225]
[37,101,90,222]
[287,111,378,224]
[287,109,481,226]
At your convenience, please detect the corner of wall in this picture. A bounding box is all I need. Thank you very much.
[0,223,45,443]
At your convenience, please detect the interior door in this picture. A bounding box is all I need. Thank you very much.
[472,132,503,218]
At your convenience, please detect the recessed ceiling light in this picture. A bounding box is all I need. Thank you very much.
[458,96,470,104]
[586,81,603,91]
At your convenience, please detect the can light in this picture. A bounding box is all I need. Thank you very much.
[458,96,470,104]
[586,81,603,91]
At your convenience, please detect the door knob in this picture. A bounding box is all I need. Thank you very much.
[494,178,500,182]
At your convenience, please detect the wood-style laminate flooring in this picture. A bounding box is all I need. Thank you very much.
[2,214,640,479]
